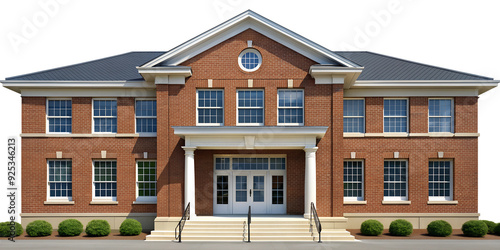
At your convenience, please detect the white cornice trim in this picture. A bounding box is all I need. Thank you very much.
[309,65,364,88]
[173,126,328,138]
[346,133,479,138]
[141,10,358,68]
[137,66,192,83]
[351,80,498,95]
[2,80,154,94]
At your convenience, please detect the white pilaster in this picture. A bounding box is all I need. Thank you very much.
[304,147,318,217]
[182,146,196,218]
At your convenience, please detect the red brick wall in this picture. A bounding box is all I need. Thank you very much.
[22,97,45,133]
[21,137,157,213]
[342,138,477,214]
[20,28,480,218]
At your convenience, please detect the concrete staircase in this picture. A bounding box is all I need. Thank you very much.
[147,216,355,241]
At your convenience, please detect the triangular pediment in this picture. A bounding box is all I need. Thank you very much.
[142,10,358,68]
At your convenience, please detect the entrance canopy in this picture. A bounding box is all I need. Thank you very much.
[173,126,328,150]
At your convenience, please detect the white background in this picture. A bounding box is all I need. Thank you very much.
[0,0,499,223]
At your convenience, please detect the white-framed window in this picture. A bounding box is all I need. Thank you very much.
[428,99,454,133]
[93,160,117,201]
[277,89,304,126]
[383,98,408,133]
[343,160,364,201]
[237,89,264,126]
[343,99,365,133]
[93,99,117,133]
[46,99,72,133]
[197,89,224,126]
[238,48,262,72]
[384,160,408,201]
[135,99,157,135]
[136,160,157,202]
[429,160,453,201]
[47,160,72,201]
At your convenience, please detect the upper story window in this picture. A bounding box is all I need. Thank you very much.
[47,99,72,133]
[383,99,408,133]
[238,49,262,72]
[429,99,453,133]
[278,89,304,126]
[237,90,264,126]
[428,160,453,201]
[197,90,224,126]
[384,160,408,201]
[343,99,365,133]
[135,99,157,135]
[93,99,117,133]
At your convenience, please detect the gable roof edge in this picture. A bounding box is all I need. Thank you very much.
[141,10,360,68]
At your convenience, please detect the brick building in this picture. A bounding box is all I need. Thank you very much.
[2,11,498,241]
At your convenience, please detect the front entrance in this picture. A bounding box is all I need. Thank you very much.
[213,155,286,215]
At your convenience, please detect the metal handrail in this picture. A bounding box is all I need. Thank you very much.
[246,206,251,242]
[175,202,190,242]
[310,202,322,243]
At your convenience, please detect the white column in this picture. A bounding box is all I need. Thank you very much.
[304,147,318,217]
[182,146,196,218]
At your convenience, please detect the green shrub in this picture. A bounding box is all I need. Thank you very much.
[480,220,496,234]
[85,220,110,237]
[427,220,452,237]
[360,219,384,236]
[389,219,413,236]
[461,220,488,237]
[26,220,52,237]
[58,219,83,236]
[0,221,23,237]
[119,219,142,236]
[494,223,500,235]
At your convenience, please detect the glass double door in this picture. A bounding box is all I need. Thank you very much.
[232,172,267,214]
[214,170,286,215]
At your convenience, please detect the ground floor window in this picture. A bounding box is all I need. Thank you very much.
[428,160,453,201]
[136,160,157,202]
[384,160,408,201]
[343,160,364,201]
[47,160,72,201]
[93,160,117,200]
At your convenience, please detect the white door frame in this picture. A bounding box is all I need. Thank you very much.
[213,154,287,215]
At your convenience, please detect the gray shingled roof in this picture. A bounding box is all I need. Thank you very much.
[5,51,493,81]
[334,51,492,81]
[6,52,165,81]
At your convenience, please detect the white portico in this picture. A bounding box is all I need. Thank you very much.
[173,126,327,218]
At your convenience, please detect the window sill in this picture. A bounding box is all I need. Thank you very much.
[90,201,118,205]
[344,200,367,205]
[382,200,411,205]
[344,133,480,138]
[133,201,157,205]
[427,200,458,205]
[343,133,365,138]
[44,200,74,205]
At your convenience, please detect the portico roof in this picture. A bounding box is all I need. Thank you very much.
[173,126,328,150]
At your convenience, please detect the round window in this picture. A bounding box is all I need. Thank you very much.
[238,49,262,72]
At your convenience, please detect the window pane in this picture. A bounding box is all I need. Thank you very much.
[343,161,363,199]
[48,160,72,198]
[383,99,407,133]
[48,100,72,133]
[278,90,304,124]
[137,161,157,197]
[383,160,407,199]
[428,161,452,199]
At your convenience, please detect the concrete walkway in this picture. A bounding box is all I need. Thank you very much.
[2,240,500,250]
